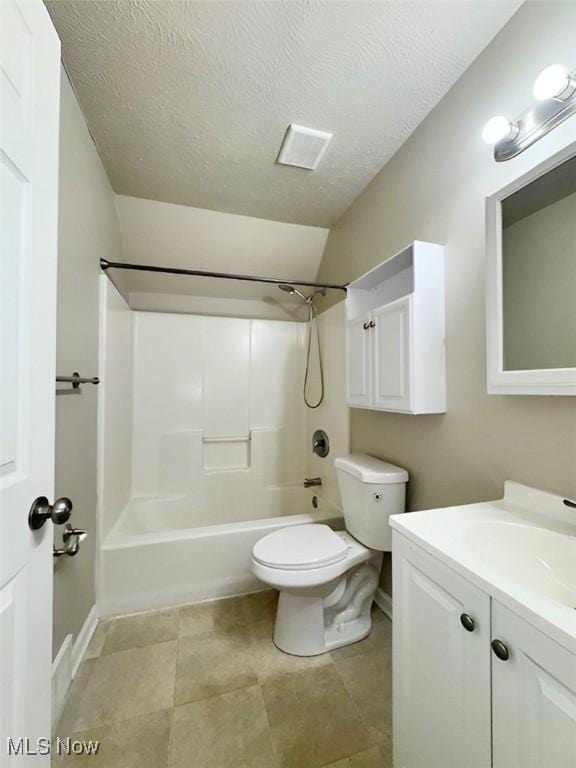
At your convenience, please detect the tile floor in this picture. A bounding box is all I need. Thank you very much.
[53,591,393,767]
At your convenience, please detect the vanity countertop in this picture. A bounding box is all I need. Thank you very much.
[390,481,576,654]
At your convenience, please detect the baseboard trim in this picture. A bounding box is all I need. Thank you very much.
[51,634,73,727]
[51,605,98,727]
[71,605,98,678]
[375,587,393,621]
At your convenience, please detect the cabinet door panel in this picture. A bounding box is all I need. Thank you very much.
[393,534,491,768]
[372,296,412,411]
[346,314,371,407]
[492,602,576,768]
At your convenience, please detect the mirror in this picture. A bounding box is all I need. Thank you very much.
[486,144,576,395]
[501,155,576,371]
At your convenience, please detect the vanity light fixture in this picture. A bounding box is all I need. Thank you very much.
[532,65,575,101]
[481,116,518,145]
[482,64,576,161]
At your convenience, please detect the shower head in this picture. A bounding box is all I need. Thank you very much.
[278,284,309,303]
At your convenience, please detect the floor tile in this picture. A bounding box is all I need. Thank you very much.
[322,746,389,767]
[178,595,247,637]
[74,641,177,731]
[101,609,178,655]
[371,604,387,624]
[54,710,170,767]
[175,625,258,705]
[249,620,332,684]
[262,665,374,768]
[333,648,393,744]
[169,686,277,768]
[241,589,278,625]
[54,667,95,738]
[378,738,393,767]
[331,617,392,662]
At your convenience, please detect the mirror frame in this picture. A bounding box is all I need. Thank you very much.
[486,140,576,396]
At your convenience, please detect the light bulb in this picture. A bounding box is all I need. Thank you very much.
[533,65,571,101]
[482,116,516,145]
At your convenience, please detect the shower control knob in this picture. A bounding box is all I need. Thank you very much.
[28,496,73,530]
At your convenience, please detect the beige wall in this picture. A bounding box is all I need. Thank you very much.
[316,0,576,538]
[53,69,124,657]
[115,194,329,316]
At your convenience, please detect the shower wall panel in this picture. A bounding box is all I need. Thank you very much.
[130,311,307,521]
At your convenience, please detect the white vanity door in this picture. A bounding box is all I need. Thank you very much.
[372,296,412,412]
[393,533,491,768]
[346,313,371,407]
[492,601,576,768]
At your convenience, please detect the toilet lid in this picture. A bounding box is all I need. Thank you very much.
[253,524,348,570]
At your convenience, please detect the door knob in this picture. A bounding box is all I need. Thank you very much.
[491,639,510,661]
[28,496,73,530]
[460,613,476,632]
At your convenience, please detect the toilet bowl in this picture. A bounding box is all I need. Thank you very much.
[251,454,408,656]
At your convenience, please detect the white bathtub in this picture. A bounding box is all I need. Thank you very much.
[99,490,343,616]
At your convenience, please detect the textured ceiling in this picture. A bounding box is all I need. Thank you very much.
[48,0,521,227]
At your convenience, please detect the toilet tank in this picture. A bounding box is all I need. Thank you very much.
[334,454,408,551]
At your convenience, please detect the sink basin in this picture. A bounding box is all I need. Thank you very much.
[462,521,576,608]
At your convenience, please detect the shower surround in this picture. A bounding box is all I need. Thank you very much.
[97,278,349,614]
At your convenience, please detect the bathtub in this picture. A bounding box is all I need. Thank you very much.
[99,490,343,616]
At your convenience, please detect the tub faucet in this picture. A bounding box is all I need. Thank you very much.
[304,477,322,488]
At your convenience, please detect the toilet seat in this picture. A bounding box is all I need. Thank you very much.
[252,524,348,571]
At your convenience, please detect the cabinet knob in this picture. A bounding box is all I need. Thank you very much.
[363,322,370,330]
[460,613,475,632]
[491,639,510,661]
[369,320,375,328]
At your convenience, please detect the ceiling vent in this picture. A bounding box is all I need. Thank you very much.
[277,124,333,170]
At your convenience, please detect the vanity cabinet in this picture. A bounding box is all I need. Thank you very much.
[345,241,445,414]
[393,532,576,768]
[491,602,576,768]
[393,535,492,768]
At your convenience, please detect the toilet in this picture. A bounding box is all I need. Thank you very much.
[251,454,408,656]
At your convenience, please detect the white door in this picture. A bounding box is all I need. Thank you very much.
[492,601,576,768]
[393,533,491,768]
[372,295,412,412]
[346,314,371,407]
[1,0,61,762]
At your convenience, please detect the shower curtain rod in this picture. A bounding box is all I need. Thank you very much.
[100,259,347,292]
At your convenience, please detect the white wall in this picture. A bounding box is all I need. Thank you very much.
[128,311,307,524]
[97,277,133,540]
[53,70,124,657]
[305,302,350,507]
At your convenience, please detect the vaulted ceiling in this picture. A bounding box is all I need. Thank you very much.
[48,0,521,228]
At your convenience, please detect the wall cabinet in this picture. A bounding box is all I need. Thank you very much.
[393,532,576,768]
[345,241,445,414]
